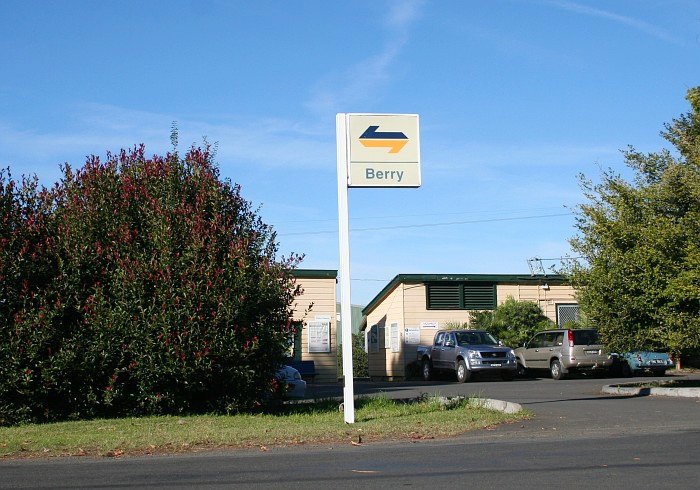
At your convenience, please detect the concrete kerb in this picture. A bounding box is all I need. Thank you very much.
[335,395,524,415]
[602,381,700,398]
[433,395,524,414]
[470,397,524,414]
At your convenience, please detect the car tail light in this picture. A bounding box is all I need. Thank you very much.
[568,330,575,347]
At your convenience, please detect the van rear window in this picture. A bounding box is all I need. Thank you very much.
[572,330,599,345]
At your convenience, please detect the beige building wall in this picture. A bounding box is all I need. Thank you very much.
[292,275,338,383]
[365,284,405,379]
[365,281,577,380]
[497,284,577,322]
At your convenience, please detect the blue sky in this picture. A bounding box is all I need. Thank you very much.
[1,1,699,306]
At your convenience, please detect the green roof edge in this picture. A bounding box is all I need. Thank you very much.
[291,268,338,279]
[362,273,569,315]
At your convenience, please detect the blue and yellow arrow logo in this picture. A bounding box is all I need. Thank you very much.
[359,125,409,153]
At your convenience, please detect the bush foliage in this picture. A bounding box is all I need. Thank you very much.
[338,333,368,378]
[0,142,301,425]
[468,297,553,347]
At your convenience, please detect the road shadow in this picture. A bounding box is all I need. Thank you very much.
[520,393,650,406]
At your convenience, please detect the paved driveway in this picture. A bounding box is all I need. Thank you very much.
[306,372,700,441]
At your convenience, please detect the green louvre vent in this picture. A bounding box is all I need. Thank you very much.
[426,284,461,309]
[426,283,496,310]
[463,284,496,310]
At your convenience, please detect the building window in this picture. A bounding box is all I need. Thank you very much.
[366,325,389,350]
[367,325,379,352]
[556,304,580,327]
[426,283,496,310]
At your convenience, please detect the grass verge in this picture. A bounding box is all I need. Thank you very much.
[0,395,530,459]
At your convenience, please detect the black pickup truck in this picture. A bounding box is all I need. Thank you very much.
[417,329,517,382]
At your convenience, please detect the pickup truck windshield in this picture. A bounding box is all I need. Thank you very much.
[455,331,498,346]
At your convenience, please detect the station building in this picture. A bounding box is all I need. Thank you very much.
[361,273,578,380]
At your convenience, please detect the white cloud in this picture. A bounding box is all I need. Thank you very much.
[543,0,682,45]
[0,104,335,184]
[304,0,425,115]
[460,22,581,67]
[385,0,425,32]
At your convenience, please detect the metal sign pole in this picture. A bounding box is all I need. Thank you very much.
[336,113,355,424]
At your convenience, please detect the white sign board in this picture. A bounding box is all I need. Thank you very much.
[342,113,421,188]
[308,320,330,353]
[420,321,439,330]
[390,323,400,353]
[404,327,421,345]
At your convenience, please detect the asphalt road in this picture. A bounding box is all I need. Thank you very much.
[2,372,700,489]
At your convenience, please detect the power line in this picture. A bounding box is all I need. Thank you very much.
[275,205,573,225]
[278,212,574,237]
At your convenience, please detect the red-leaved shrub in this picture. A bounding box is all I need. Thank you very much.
[0,141,302,425]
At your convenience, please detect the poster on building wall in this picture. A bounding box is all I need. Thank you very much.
[404,327,420,344]
[420,321,439,330]
[308,320,331,353]
[390,323,400,353]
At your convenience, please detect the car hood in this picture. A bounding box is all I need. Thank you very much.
[461,344,512,351]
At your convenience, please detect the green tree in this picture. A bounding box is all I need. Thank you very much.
[469,297,553,347]
[0,140,302,425]
[568,87,700,366]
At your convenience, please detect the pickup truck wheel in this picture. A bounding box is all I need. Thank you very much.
[550,359,565,380]
[422,359,433,381]
[456,359,471,383]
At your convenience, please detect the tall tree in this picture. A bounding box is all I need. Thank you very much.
[568,87,700,366]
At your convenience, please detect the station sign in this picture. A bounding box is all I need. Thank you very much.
[342,113,421,188]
